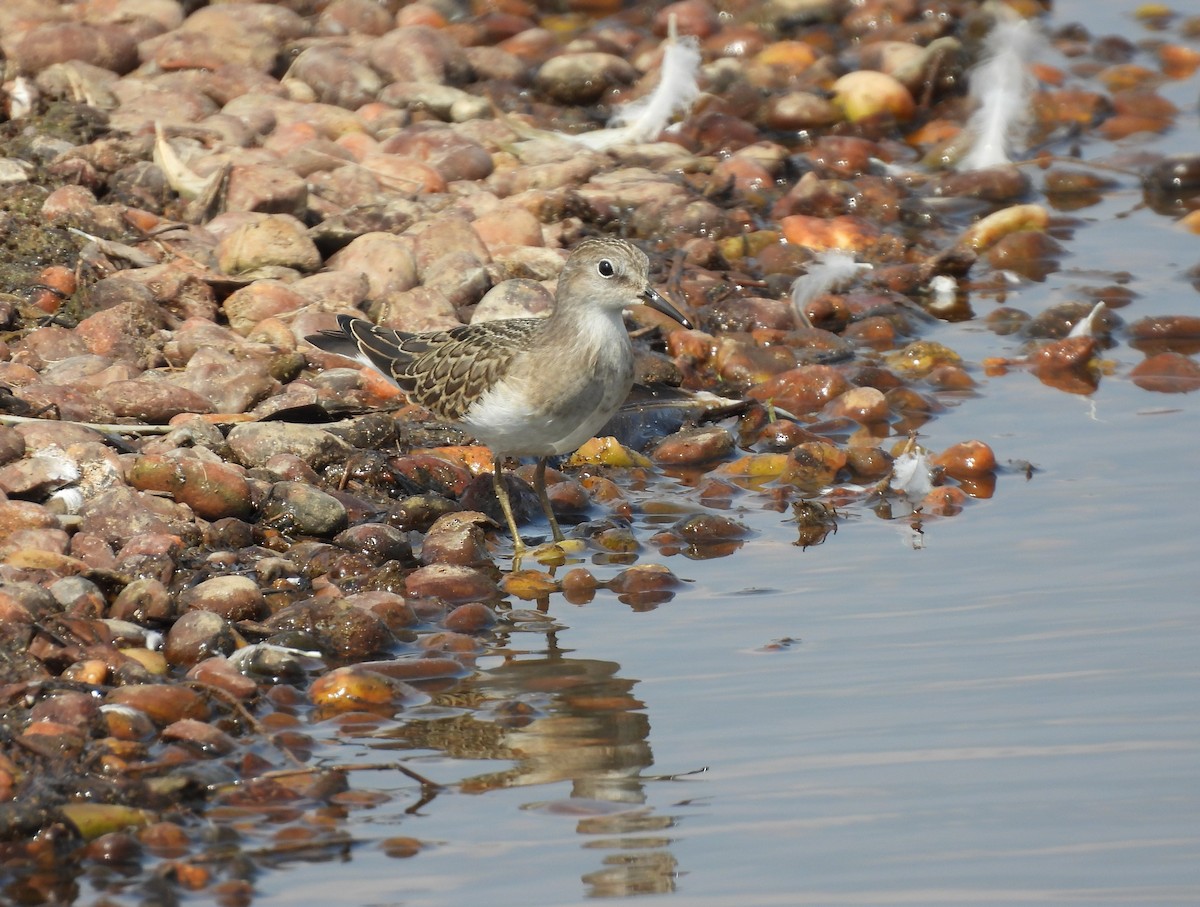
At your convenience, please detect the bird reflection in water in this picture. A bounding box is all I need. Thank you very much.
[381,637,684,897]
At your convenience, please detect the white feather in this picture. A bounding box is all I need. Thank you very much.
[957,16,1044,171]
[576,34,702,151]
[1067,301,1107,339]
[927,274,959,314]
[890,449,935,501]
[790,250,871,323]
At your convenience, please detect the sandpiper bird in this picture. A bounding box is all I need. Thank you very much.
[308,237,692,554]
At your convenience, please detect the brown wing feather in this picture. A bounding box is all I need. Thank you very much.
[338,315,542,421]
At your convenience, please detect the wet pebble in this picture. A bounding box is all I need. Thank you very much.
[1130,352,1200,393]
[606,564,680,607]
[309,665,424,713]
[786,441,848,488]
[128,454,255,521]
[259,481,349,537]
[110,578,173,623]
[442,602,498,633]
[186,657,258,700]
[419,512,493,566]
[650,426,735,466]
[404,564,498,604]
[161,718,237,757]
[163,610,240,668]
[179,575,266,622]
[823,386,889,423]
[265,599,396,658]
[933,441,997,480]
[746,364,852,416]
[105,683,209,725]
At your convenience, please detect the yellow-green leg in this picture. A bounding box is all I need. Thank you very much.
[492,461,526,554]
[534,457,565,543]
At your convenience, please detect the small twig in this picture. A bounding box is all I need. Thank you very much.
[640,766,708,781]
[207,760,446,796]
[0,413,180,433]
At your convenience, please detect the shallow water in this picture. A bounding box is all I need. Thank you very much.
[251,360,1200,906]
[73,2,1200,905]
[258,199,1200,907]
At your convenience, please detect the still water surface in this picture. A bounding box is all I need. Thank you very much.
[251,2,1200,904]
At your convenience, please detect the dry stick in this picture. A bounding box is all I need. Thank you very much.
[181,679,304,765]
[0,413,178,433]
[207,761,446,796]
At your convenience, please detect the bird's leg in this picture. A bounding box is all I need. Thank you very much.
[492,459,526,555]
[534,457,565,543]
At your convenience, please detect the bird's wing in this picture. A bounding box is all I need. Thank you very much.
[323,315,543,421]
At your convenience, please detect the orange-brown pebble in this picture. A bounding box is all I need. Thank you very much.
[309,665,420,711]
[780,214,882,251]
[1159,43,1200,78]
[396,3,447,26]
[841,316,896,349]
[1130,352,1200,393]
[139,821,190,857]
[30,265,77,313]
[105,684,208,726]
[63,659,109,685]
[672,513,750,541]
[651,426,735,466]
[653,0,721,38]
[713,336,797,385]
[83,831,142,865]
[922,485,967,517]
[419,511,492,567]
[666,328,716,365]
[925,365,976,390]
[1031,336,1096,373]
[183,657,256,695]
[161,719,237,756]
[988,230,1065,279]
[442,602,497,633]
[957,473,997,500]
[607,564,679,595]
[561,567,598,605]
[933,440,997,479]
[823,386,890,423]
[846,445,892,480]
[1128,315,1200,347]
[167,860,211,891]
[753,418,815,452]
[747,364,852,416]
[578,474,626,504]
[1097,62,1160,92]
[420,630,484,655]
[753,40,818,74]
[786,441,848,488]
[382,836,425,858]
[404,564,497,603]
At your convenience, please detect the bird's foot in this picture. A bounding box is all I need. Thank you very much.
[521,537,586,568]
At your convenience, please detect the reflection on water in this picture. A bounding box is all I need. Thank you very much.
[365,634,681,898]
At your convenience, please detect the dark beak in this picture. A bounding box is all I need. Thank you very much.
[642,287,693,330]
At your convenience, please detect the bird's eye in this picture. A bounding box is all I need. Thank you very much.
[597,259,615,278]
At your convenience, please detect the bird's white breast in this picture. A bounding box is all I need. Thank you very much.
[462,305,635,457]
